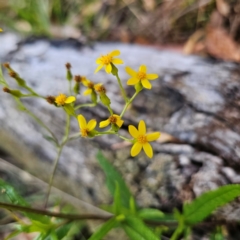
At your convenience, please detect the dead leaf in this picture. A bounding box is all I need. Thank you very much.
[183,29,205,54]
[205,25,240,62]
[157,132,178,143]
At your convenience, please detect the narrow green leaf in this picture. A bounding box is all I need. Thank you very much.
[0,179,50,223]
[96,151,132,208]
[4,230,21,240]
[184,184,240,225]
[88,218,118,240]
[113,182,121,214]
[49,222,73,240]
[122,224,144,240]
[138,208,164,221]
[124,217,159,240]
[129,196,136,214]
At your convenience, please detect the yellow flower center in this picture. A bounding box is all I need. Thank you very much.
[81,128,89,137]
[101,54,113,65]
[137,71,146,80]
[109,115,117,124]
[87,82,94,89]
[137,135,147,144]
[55,93,67,106]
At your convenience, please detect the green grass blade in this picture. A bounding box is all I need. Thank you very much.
[96,151,132,208]
[138,208,164,221]
[88,218,117,240]
[124,217,160,240]
[183,184,240,225]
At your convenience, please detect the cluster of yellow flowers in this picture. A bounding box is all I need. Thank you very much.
[3,50,160,158]
[55,50,160,158]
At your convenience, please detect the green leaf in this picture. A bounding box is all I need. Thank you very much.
[123,217,159,240]
[183,184,240,225]
[122,225,144,240]
[4,230,21,240]
[138,208,164,221]
[45,222,73,240]
[113,182,121,214]
[0,65,7,86]
[88,218,118,240]
[96,151,132,208]
[0,179,50,224]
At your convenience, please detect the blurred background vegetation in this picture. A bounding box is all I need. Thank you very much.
[0,0,219,43]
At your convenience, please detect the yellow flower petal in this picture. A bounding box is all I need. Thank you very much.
[141,79,152,89]
[125,66,137,77]
[147,132,161,142]
[105,64,112,74]
[129,125,139,138]
[99,119,110,128]
[95,65,103,73]
[138,120,146,135]
[87,119,97,131]
[78,115,87,129]
[96,58,102,64]
[127,77,139,85]
[83,88,92,96]
[139,65,147,73]
[131,142,143,157]
[65,96,76,104]
[110,50,120,56]
[143,143,153,158]
[82,80,90,87]
[116,119,124,128]
[146,73,158,80]
[112,58,124,65]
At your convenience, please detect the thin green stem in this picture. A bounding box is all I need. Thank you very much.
[61,114,71,144]
[117,134,133,142]
[25,107,59,146]
[68,81,72,95]
[115,73,128,103]
[45,113,71,208]
[107,105,113,115]
[74,103,96,110]
[44,146,63,208]
[120,91,139,118]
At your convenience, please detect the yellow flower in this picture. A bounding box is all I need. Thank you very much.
[0,28,2,32]
[55,93,76,106]
[78,114,97,137]
[95,50,124,74]
[128,120,160,158]
[125,65,158,89]
[82,79,96,95]
[99,114,124,128]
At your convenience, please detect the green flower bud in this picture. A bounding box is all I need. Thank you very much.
[73,82,80,95]
[91,91,97,104]
[63,104,76,116]
[100,93,111,107]
[111,63,118,76]
[135,82,143,93]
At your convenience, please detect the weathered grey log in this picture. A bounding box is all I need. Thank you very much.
[1,33,240,238]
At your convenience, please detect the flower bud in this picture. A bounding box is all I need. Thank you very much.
[135,82,143,93]
[3,87,23,98]
[100,93,111,107]
[65,63,72,81]
[111,63,118,76]
[63,105,76,116]
[91,91,97,104]
[73,82,80,95]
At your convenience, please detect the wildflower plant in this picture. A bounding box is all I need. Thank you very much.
[1,48,240,240]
